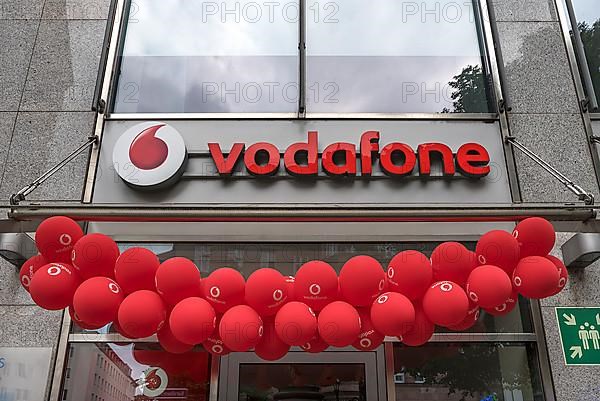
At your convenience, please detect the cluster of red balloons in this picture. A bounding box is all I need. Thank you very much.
[21,216,568,360]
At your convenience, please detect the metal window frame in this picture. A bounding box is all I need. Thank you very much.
[556,0,600,194]
[102,0,501,119]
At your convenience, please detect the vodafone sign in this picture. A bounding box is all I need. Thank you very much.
[113,122,490,189]
[97,119,511,204]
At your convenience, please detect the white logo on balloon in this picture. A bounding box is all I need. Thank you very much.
[378,279,385,291]
[108,282,120,294]
[59,234,72,246]
[440,282,453,292]
[21,276,31,288]
[360,338,372,348]
[377,294,388,304]
[48,265,62,276]
[273,289,283,302]
[210,286,221,298]
[469,291,479,302]
[387,267,394,279]
[309,284,321,295]
[478,254,486,264]
[513,276,522,287]
[212,345,224,354]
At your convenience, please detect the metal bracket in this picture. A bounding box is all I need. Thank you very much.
[506,136,595,205]
[9,136,99,205]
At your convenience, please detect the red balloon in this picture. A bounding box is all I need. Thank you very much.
[475,230,520,274]
[114,247,160,294]
[370,292,415,336]
[29,263,80,310]
[275,301,318,346]
[300,335,329,353]
[203,316,231,356]
[400,304,435,346]
[353,308,384,351]
[202,268,245,313]
[169,297,216,345]
[35,216,83,263]
[71,233,120,279]
[111,319,135,339]
[466,265,513,308]
[219,305,263,351]
[255,319,290,361]
[431,242,476,286]
[339,255,386,307]
[69,305,104,330]
[447,305,480,331]
[318,301,361,347]
[73,277,124,327]
[387,251,432,300]
[513,217,555,257]
[117,290,166,338]
[294,260,338,311]
[546,255,569,296]
[19,254,47,292]
[483,291,518,316]
[422,281,469,327]
[157,322,194,354]
[156,258,202,306]
[513,256,560,299]
[245,268,288,316]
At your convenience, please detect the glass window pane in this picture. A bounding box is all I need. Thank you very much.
[392,343,545,401]
[60,343,211,401]
[238,363,366,400]
[72,242,532,335]
[113,0,299,113]
[306,0,494,113]
[571,0,600,108]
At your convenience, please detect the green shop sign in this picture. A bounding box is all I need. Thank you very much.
[556,307,600,365]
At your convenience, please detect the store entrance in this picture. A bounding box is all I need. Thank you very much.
[218,348,387,401]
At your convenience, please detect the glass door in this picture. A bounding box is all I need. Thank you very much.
[218,349,385,401]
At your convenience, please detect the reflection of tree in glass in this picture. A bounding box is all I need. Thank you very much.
[579,19,600,105]
[443,65,489,113]
[400,344,532,401]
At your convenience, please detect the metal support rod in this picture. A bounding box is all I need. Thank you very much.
[298,0,306,117]
[9,136,99,205]
[5,203,597,222]
[565,0,599,112]
[506,136,595,205]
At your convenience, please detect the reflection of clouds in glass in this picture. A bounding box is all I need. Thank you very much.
[115,55,485,113]
[573,0,600,24]
[308,0,481,56]
[125,0,298,56]
[123,0,482,57]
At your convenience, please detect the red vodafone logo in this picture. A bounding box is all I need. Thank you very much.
[113,122,187,189]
